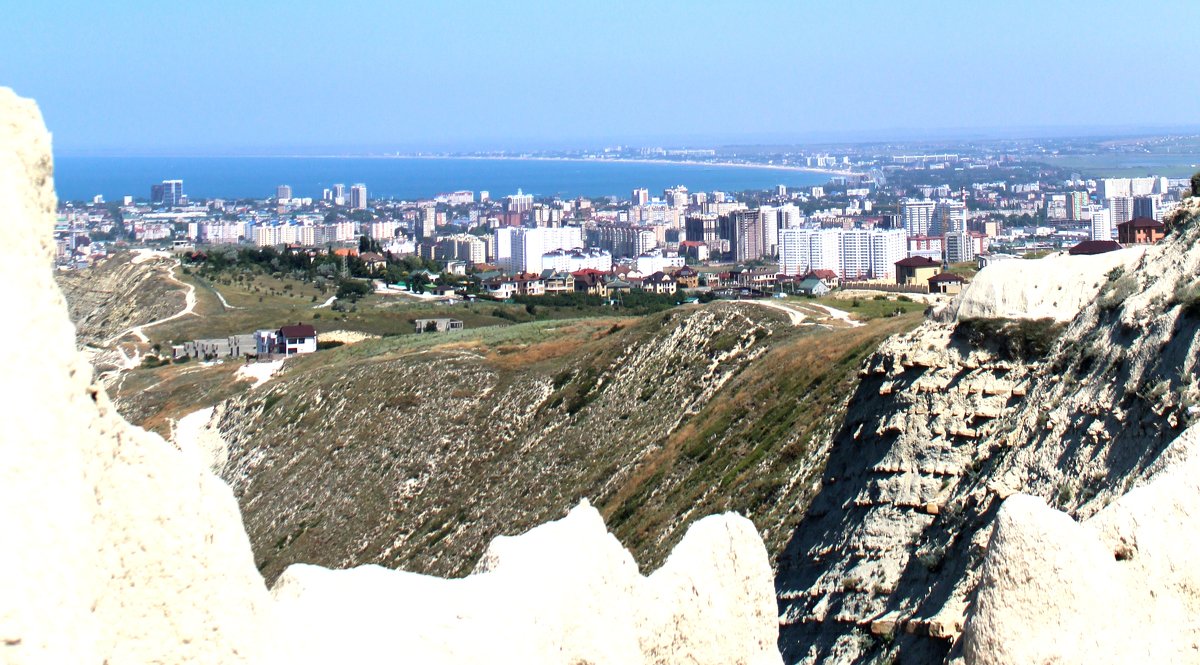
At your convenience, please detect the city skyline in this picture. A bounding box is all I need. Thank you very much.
[5,1,1200,154]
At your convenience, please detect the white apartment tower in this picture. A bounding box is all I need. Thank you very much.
[1090,207,1113,241]
[902,199,936,237]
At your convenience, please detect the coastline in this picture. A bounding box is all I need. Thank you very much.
[369,154,855,178]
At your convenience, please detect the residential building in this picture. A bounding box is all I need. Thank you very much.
[439,233,487,265]
[1066,191,1087,221]
[641,271,677,294]
[276,185,292,200]
[505,189,534,213]
[414,318,464,333]
[332,184,346,206]
[895,256,942,286]
[150,179,184,207]
[1117,217,1165,244]
[933,200,966,235]
[1107,195,1134,226]
[902,199,936,237]
[350,184,368,210]
[1133,195,1161,221]
[731,210,764,262]
[779,227,906,279]
[275,324,318,356]
[928,272,967,294]
[945,229,975,264]
[1089,207,1113,241]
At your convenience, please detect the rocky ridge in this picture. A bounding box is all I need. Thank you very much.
[776,201,1200,663]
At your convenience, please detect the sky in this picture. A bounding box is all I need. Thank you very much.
[3,0,1199,154]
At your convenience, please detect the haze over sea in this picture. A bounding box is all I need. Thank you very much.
[53,156,831,203]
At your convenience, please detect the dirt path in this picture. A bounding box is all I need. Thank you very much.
[737,299,807,326]
[104,256,197,346]
[809,303,865,328]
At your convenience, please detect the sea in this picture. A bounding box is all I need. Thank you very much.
[52,155,831,203]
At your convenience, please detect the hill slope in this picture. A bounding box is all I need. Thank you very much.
[210,303,919,582]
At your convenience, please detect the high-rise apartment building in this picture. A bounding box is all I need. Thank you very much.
[631,188,649,206]
[945,229,975,264]
[1066,191,1087,221]
[350,184,368,210]
[778,203,802,229]
[730,210,764,262]
[1133,195,1161,221]
[332,184,346,206]
[779,228,906,279]
[276,185,292,200]
[150,179,184,207]
[1089,207,1113,241]
[933,200,966,236]
[901,199,936,237]
[494,226,585,273]
[419,204,437,240]
[759,206,779,256]
[505,189,534,213]
[1107,195,1134,226]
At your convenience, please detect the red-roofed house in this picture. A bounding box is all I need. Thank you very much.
[928,272,967,294]
[895,256,942,286]
[1068,240,1123,256]
[1117,217,1165,245]
[276,323,318,355]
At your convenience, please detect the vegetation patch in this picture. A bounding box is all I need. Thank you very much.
[954,317,1066,360]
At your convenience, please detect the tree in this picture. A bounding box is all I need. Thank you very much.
[1192,171,1200,198]
[409,272,431,294]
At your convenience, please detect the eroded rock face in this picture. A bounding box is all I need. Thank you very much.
[0,86,782,665]
[962,427,1200,664]
[0,86,271,665]
[777,198,1200,663]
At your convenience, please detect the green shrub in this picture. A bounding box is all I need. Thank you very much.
[954,317,1066,360]
[1098,274,1138,312]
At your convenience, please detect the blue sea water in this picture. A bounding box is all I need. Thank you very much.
[52,156,831,203]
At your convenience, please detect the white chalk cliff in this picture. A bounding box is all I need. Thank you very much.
[0,88,781,665]
[938,247,1144,322]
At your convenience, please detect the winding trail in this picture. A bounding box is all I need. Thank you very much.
[103,256,198,346]
[737,300,807,326]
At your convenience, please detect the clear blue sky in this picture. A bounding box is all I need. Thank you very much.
[3,0,1198,154]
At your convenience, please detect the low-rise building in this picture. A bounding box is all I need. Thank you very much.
[1117,217,1165,244]
[895,256,942,286]
[928,272,967,294]
[414,318,464,333]
[641,271,677,295]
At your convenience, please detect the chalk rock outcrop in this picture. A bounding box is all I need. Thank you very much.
[0,86,781,665]
[940,248,1143,322]
[962,426,1200,664]
[0,87,272,664]
[272,502,781,665]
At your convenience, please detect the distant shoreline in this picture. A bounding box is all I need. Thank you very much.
[389,154,855,178]
[66,152,852,178]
